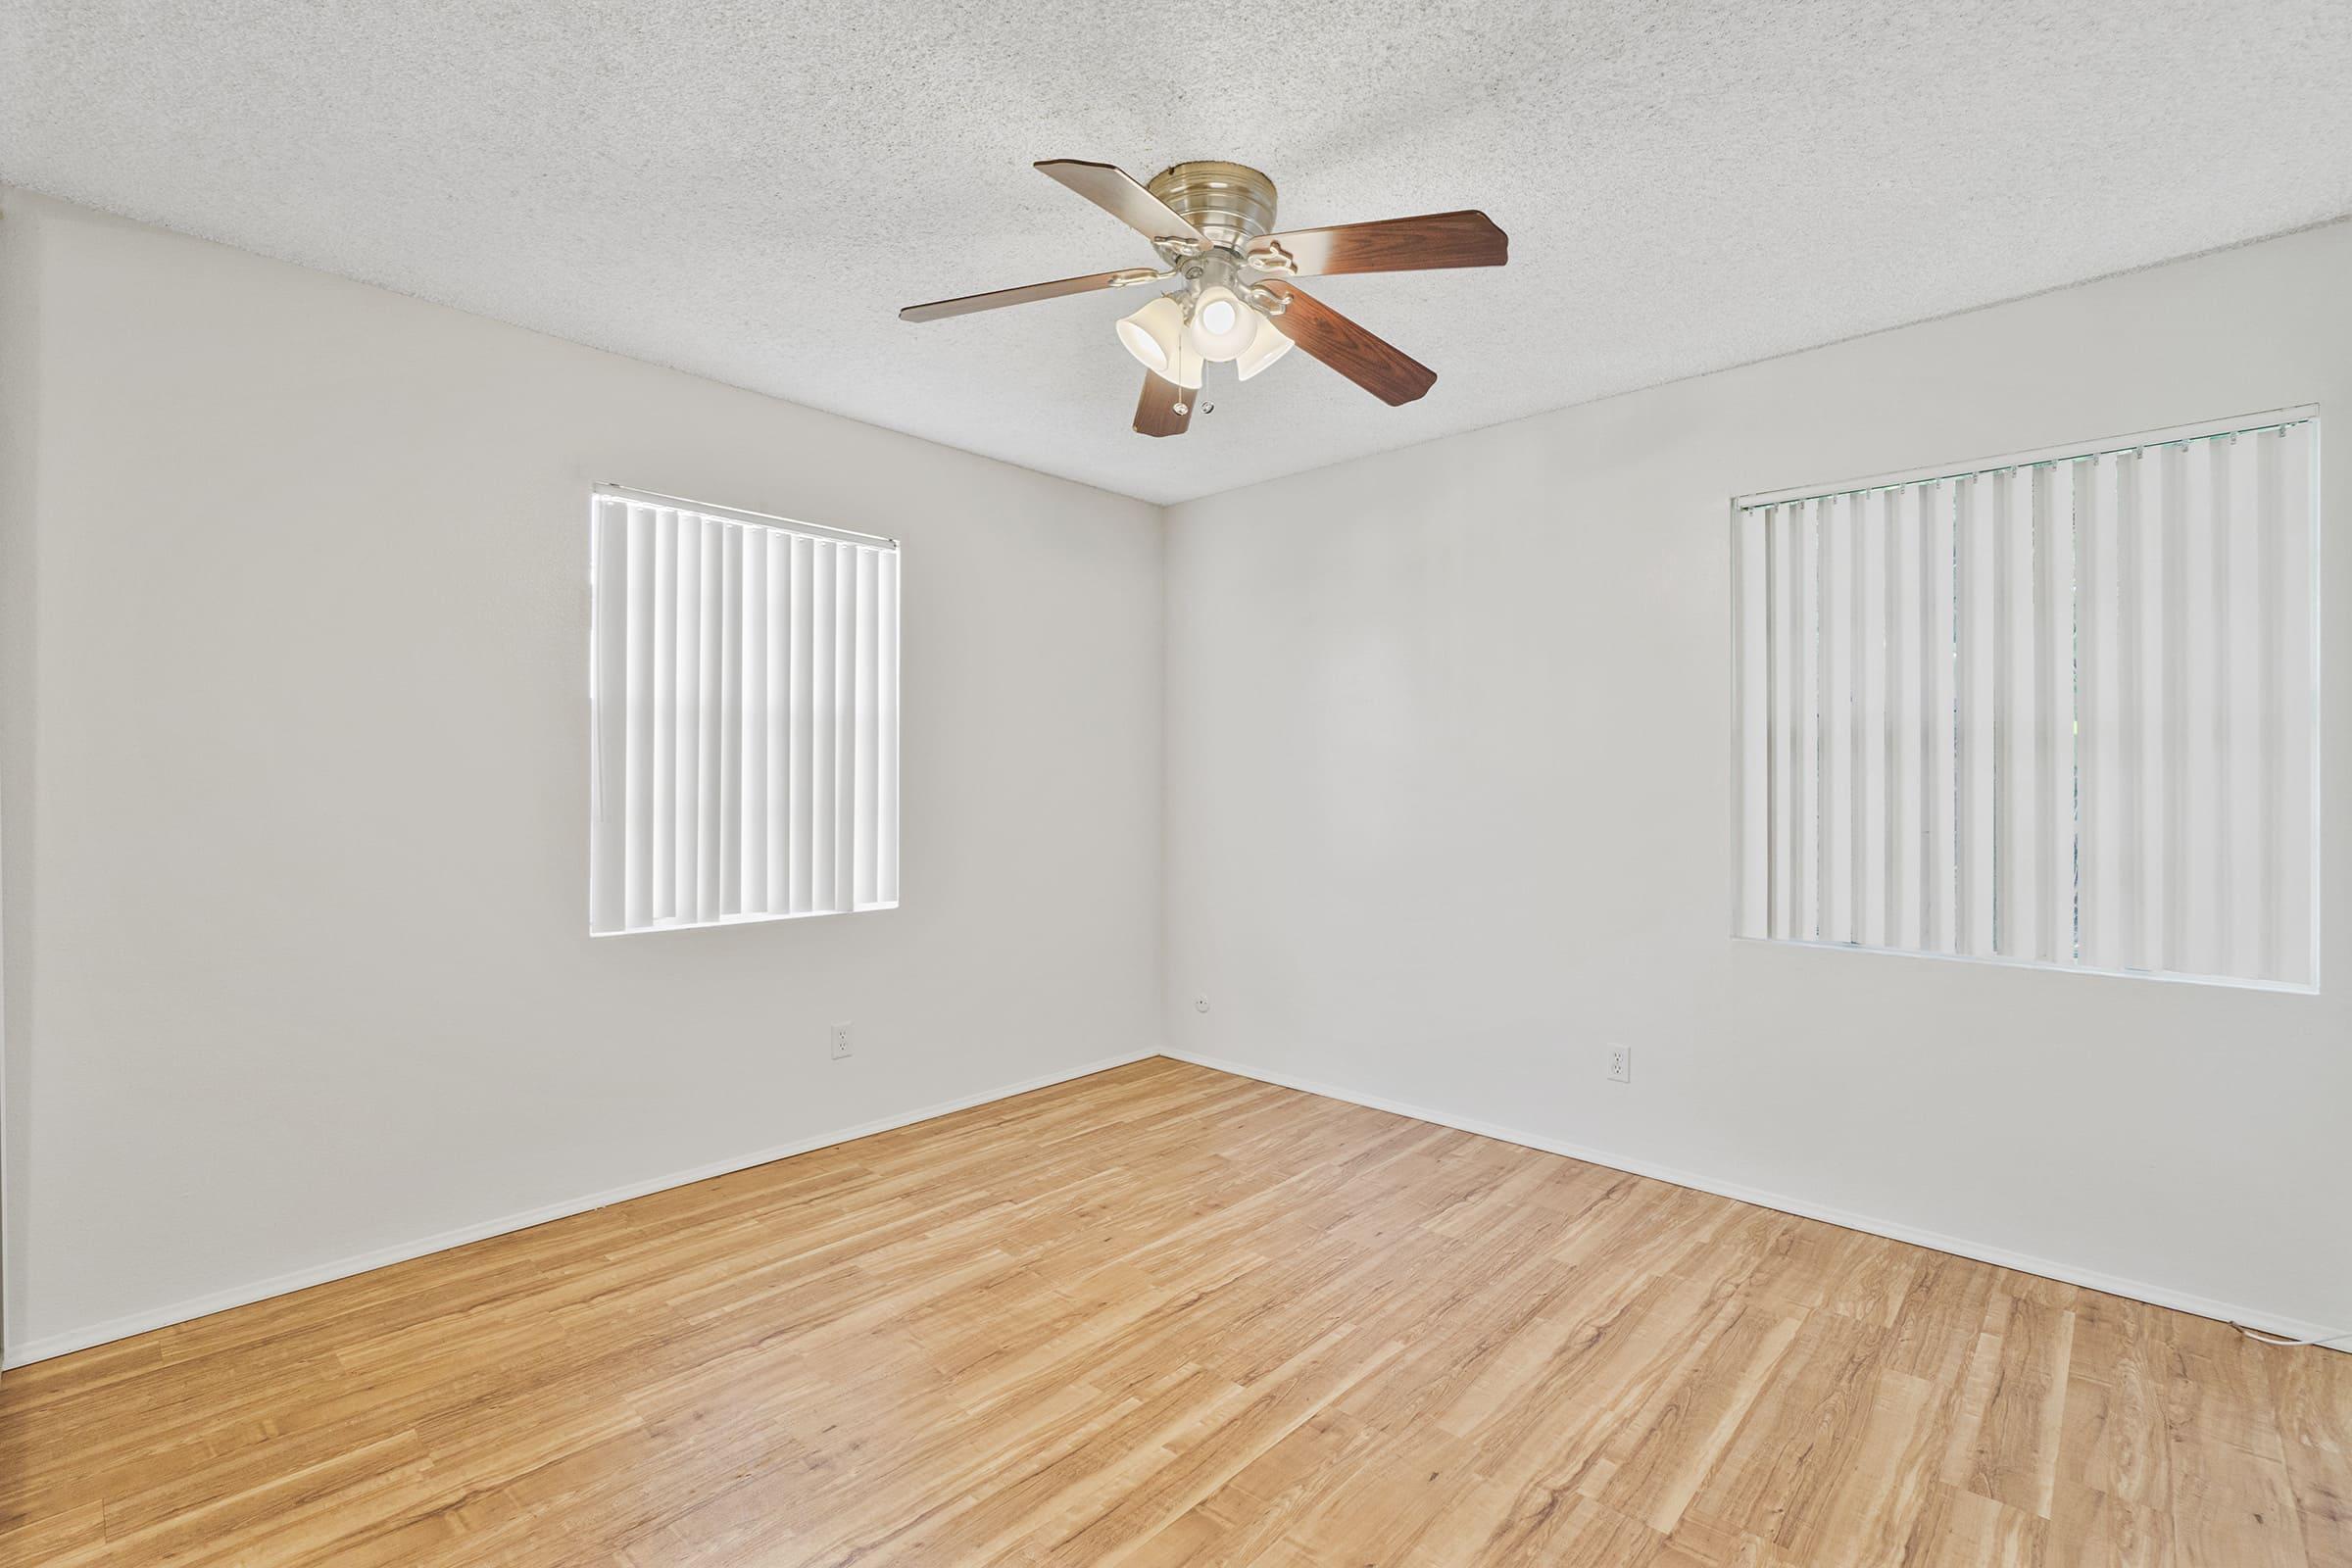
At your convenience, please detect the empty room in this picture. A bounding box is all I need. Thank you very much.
[2,2,2347,1563]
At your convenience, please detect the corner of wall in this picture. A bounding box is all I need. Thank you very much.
[1151,495,1178,1059]
[0,183,48,1359]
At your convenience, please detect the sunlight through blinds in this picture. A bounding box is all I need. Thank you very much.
[591,492,900,935]
[1732,414,2317,988]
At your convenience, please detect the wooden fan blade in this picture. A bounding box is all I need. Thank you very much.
[1133,370,1196,437]
[1035,160,1206,247]
[900,270,1142,322]
[1260,284,1436,406]
[1248,210,1507,277]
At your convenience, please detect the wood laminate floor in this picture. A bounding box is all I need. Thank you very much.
[1,1058,2344,1566]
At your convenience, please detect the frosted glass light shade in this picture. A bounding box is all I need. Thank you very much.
[1169,338,1204,390]
[1115,297,1184,374]
[1236,313,1295,380]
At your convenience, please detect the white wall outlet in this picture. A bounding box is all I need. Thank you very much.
[829,1021,854,1060]
[1195,995,1210,1014]
[1606,1044,1632,1083]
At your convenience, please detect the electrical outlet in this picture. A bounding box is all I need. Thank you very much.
[830,1021,854,1060]
[1606,1044,1632,1083]
[1195,995,1210,1014]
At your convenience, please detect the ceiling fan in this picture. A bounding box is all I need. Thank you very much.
[899,160,1508,437]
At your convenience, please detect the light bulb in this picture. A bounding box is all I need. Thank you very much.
[1185,285,1257,361]
[1115,296,1184,374]
[1236,311,1295,380]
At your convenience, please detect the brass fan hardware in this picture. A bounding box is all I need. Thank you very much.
[1242,281,1291,317]
[1248,239,1299,276]
[899,157,1509,437]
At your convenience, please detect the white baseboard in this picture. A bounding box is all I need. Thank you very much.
[15,1046,2337,1368]
[2,1050,1155,1369]
[1160,1048,2348,1352]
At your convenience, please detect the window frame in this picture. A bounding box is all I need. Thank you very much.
[588,483,902,937]
[1726,406,2321,993]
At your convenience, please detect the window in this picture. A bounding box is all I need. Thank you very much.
[1731,411,2318,989]
[590,486,899,935]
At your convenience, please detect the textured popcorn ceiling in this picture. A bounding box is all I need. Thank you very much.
[6,2,2349,505]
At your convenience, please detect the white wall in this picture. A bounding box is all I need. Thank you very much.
[1164,220,2352,1337]
[8,186,2345,1365]
[0,191,1164,1361]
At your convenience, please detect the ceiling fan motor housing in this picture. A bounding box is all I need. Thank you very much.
[1146,161,1278,252]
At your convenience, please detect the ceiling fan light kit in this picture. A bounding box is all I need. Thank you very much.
[900,158,1508,437]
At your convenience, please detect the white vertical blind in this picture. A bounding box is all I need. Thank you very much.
[1732,414,2318,989]
[591,492,900,935]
